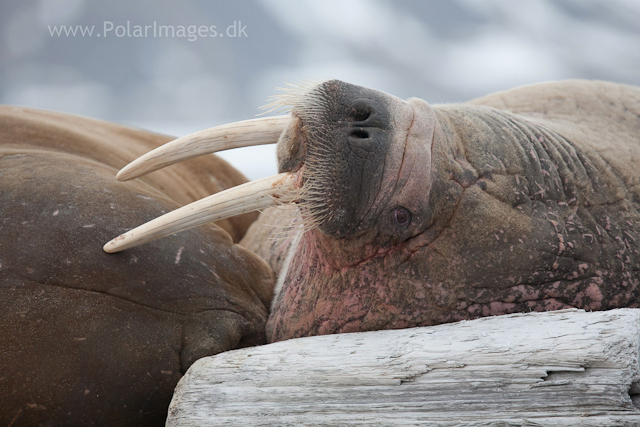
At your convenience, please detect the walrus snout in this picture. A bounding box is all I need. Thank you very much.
[275,79,417,238]
[275,86,389,176]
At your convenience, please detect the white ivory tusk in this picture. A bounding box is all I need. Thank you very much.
[103,173,297,253]
[116,115,291,181]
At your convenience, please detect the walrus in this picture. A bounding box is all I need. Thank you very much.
[107,79,640,345]
[0,106,274,426]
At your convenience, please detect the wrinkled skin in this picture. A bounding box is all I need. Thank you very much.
[0,107,274,426]
[256,80,640,342]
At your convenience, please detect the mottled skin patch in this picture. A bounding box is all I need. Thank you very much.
[263,80,640,342]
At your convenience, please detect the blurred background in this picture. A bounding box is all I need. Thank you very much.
[2,0,639,179]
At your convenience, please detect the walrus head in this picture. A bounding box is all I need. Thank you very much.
[104,79,436,264]
[275,80,434,255]
[105,79,440,331]
[106,79,640,343]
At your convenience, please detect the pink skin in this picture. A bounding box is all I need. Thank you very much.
[267,225,625,341]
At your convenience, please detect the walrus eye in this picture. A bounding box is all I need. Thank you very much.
[393,207,412,227]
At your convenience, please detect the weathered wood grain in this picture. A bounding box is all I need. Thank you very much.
[167,309,640,426]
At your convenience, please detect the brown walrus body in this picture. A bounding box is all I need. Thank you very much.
[249,80,640,342]
[0,107,274,426]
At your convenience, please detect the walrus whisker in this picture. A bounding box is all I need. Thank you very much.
[104,173,297,253]
[259,79,328,116]
[116,116,291,181]
[263,84,338,234]
[264,211,306,243]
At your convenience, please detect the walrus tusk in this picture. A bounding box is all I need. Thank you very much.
[104,173,297,253]
[116,115,291,181]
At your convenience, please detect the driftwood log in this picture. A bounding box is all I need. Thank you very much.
[167,309,640,426]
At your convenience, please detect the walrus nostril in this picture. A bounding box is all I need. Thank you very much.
[349,129,369,139]
[348,101,373,123]
[351,108,371,122]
